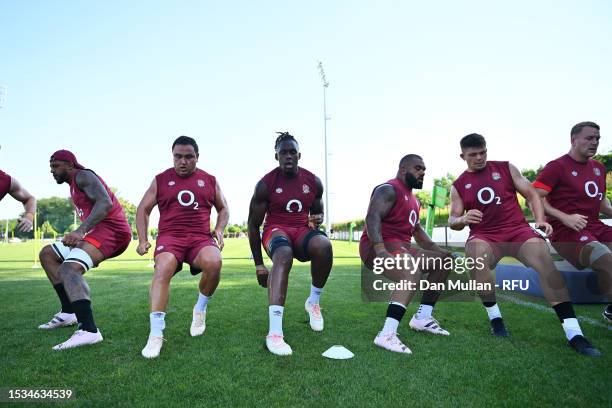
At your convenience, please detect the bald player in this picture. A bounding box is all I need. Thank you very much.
[39,150,132,350]
[449,133,601,356]
[534,121,611,323]
[136,136,229,359]
[248,131,333,356]
[0,169,36,232]
[360,154,452,354]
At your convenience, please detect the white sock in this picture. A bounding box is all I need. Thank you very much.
[382,317,400,334]
[308,284,323,305]
[415,304,433,319]
[194,292,210,312]
[268,305,284,336]
[150,312,166,337]
[562,318,583,341]
[485,304,502,320]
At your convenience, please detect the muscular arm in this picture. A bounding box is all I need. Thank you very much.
[600,196,612,218]
[365,184,395,256]
[136,179,158,247]
[448,186,467,230]
[535,188,589,232]
[535,188,569,221]
[510,163,553,235]
[413,223,446,253]
[213,182,229,233]
[311,176,324,214]
[509,163,545,223]
[75,171,113,235]
[247,180,269,266]
[9,177,36,232]
[308,176,325,228]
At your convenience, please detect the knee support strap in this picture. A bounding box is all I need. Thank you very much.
[585,241,611,265]
[64,248,94,272]
[268,235,291,257]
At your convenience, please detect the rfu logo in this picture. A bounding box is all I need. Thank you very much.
[465,183,472,189]
[197,179,205,188]
[157,245,165,251]
[302,184,310,194]
[276,188,283,194]
[580,235,588,242]
[492,172,501,180]
[594,168,601,176]
[571,171,578,177]
[286,199,303,213]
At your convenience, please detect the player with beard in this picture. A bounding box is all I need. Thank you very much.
[449,133,601,356]
[38,150,132,350]
[534,122,612,323]
[360,154,453,354]
[0,169,36,233]
[136,136,229,358]
[248,132,333,356]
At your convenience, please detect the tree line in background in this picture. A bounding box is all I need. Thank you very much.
[332,152,612,232]
[1,189,249,241]
[3,153,610,240]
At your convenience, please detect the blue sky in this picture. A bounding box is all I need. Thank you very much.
[1,0,611,225]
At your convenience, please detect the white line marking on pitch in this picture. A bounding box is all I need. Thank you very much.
[498,294,611,331]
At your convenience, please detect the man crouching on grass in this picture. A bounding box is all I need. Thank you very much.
[360,154,453,354]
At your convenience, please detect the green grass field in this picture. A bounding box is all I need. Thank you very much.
[0,239,610,407]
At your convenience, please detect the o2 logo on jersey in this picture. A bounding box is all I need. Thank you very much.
[177,190,199,210]
[477,187,501,205]
[408,210,418,227]
[584,181,603,200]
[286,199,303,213]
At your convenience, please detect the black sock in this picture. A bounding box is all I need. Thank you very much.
[420,300,436,307]
[53,284,74,313]
[386,303,406,322]
[71,299,97,333]
[553,302,576,322]
[482,301,496,308]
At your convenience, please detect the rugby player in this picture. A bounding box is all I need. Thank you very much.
[247,132,332,356]
[449,134,600,356]
[534,121,611,323]
[39,150,131,350]
[136,136,228,358]
[0,169,36,232]
[360,154,452,354]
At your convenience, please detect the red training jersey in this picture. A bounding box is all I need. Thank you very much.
[361,178,421,244]
[534,154,606,229]
[69,169,131,235]
[156,167,217,236]
[261,167,319,229]
[453,161,526,234]
[0,170,11,201]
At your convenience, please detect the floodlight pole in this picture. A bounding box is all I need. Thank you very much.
[317,62,330,232]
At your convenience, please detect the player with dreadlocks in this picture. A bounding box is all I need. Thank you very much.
[248,131,333,356]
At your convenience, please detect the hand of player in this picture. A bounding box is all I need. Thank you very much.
[308,214,324,229]
[439,249,454,259]
[534,222,553,237]
[136,241,151,256]
[462,210,483,225]
[213,229,225,251]
[373,243,393,260]
[16,216,33,232]
[62,231,84,248]
[255,264,269,288]
[562,213,588,232]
